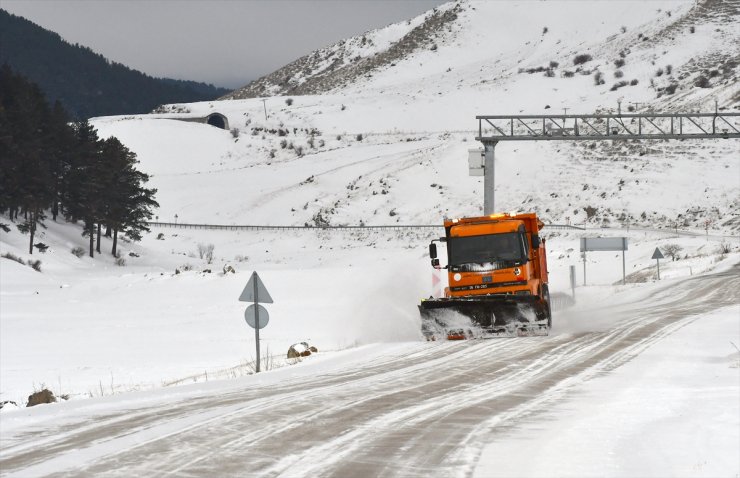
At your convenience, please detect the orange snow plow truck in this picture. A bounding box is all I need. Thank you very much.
[419,212,551,339]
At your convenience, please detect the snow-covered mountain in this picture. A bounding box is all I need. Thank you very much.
[89,0,739,233]
[2,0,739,410]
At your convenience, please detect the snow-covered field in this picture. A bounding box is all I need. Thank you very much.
[1,0,739,475]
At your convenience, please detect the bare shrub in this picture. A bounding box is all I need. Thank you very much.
[2,252,24,264]
[115,257,126,267]
[655,68,664,77]
[663,244,683,260]
[280,139,288,149]
[614,58,625,68]
[230,128,240,138]
[28,259,42,272]
[594,71,605,85]
[665,64,672,75]
[689,26,695,33]
[694,75,710,88]
[285,98,294,106]
[544,68,555,77]
[295,145,304,157]
[614,70,624,78]
[610,80,629,91]
[549,60,559,68]
[718,242,732,254]
[573,53,593,65]
[71,247,85,258]
[356,133,363,141]
[197,243,215,263]
[630,79,639,86]
[562,70,575,78]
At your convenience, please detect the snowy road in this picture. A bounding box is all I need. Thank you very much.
[1,265,738,478]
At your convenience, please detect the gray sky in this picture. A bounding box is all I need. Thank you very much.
[2,0,445,88]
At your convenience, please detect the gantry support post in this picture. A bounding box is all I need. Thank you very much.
[483,141,498,215]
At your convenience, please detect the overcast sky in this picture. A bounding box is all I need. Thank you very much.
[2,0,445,88]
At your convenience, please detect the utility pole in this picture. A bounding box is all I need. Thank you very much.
[261,99,268,120]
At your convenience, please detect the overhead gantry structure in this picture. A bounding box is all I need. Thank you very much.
[472,112,740,214]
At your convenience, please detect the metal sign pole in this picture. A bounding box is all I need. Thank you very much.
[622,238,626,285]
[483,141,497,214]
[656,258,660,280]
[253,278,260,373]
[582,252,587,286]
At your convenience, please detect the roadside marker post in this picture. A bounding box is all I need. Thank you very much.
[239,272,273,373]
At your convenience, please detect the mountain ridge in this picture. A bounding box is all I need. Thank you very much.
[0,9,230,119]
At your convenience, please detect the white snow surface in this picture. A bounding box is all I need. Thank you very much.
[475,305,740,478]
[1,0,739,475]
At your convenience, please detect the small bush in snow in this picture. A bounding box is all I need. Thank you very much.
[269,149,276,159]
[614,70,624,78]
[594,71,605,85]
[356,134,363,141]
[295,145,304,157]
[544,68,555,77]
[336,134,342,140]
[28,259,42,272]
[156,233,165,240]
[663,244,683,261]
[717,242,732,254]
[573,53,593,65]
[71,246,85,258]
[665,65,672,75]
[430,43,438,51]
[307,137,315,148]
[542,26,548,34]
[689,26,695,33]
[230,128,240,138]
[610,80,629,91]
[280,139,288,149]
[285,98,293,106]
[197,243,215,264]
[318,139,325,148]
[655,68,664,77]
[614,58,625,68]
[340,104,346,111]
[630,79,639,86]
[562,70,575,78]
[620,26,627,33]
[549,60,559,68]
[2,252,24,265]
[115,257,126,267]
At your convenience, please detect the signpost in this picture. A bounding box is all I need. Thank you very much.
[580,237,629,285]
[239,272,273,373]
[652,247,664,280]
[569,265,576,299]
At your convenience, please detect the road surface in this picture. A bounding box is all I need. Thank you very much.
[1,265,738,477]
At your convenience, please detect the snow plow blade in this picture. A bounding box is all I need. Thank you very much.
[419,295,550,340]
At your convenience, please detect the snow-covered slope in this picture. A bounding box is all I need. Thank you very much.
[2,0,740,409]
[92,0,739,232]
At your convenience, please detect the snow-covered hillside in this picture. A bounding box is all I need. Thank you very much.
[91,0,739,232]
[2,0,739,411]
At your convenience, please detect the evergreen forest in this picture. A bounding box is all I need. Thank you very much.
[0,9,230,119]
[0,65,159,259]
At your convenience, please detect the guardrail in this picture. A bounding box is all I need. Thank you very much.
[147,222,585,232]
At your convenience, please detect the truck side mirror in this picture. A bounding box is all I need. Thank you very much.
[431,258,440,268]
[532,235,541,249]
[429,243,437,259]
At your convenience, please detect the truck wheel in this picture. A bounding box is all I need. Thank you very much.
[543,285,552,329]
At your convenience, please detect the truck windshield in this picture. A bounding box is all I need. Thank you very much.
[448,232,526,270]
